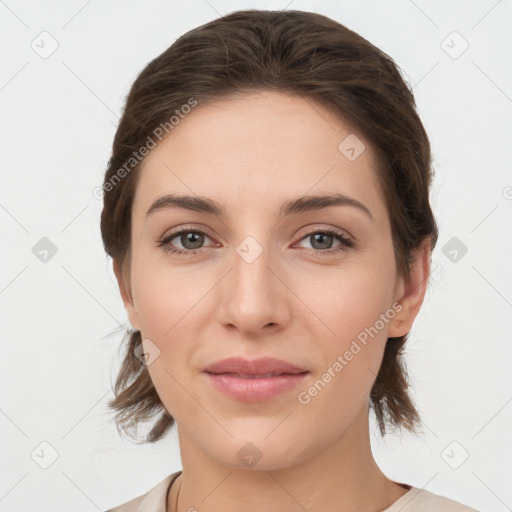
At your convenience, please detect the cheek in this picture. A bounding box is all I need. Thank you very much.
[296,293,389,428]
[130,253,203,337]
[297,263,394,393]
[299,260,395,343]
[129,258,208,412]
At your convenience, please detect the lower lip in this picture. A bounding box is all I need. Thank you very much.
[204,372,309,402]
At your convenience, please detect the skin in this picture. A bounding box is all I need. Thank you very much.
[113,90,431,512]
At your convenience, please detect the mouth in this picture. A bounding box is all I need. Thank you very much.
[203,356,308,376]
[204,370,310,402]
[202,356,310,402]
[205,371,308,378]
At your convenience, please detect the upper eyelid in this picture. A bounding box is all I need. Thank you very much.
[295,224,352,240]
[162,224,216,242]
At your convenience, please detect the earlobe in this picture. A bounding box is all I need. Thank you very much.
[388,237,432,338]
[112,258,140,331]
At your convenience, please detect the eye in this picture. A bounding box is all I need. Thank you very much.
[157,226,215,256]
[157,225,355,257]
[295,228,354,257]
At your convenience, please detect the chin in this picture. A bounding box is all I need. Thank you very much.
[206,435,312,472]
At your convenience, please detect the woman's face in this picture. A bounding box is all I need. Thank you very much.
[116,90,413,469]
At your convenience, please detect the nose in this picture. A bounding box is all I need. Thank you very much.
[216,238,292,335]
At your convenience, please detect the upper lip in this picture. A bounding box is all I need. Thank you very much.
[203,357,308,376]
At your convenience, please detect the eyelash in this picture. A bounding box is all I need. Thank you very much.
[157,225,355,258]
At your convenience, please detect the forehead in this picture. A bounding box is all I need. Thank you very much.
[134,90,387,221]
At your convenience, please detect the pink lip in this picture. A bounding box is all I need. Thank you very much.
[203,357,309,402]
[203,356,307,375]
[205,373,309,402]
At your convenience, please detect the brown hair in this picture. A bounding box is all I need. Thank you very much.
[100,9,438,443]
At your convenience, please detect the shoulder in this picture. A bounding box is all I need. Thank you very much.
[385,485,480,512]
[105,471,182,512]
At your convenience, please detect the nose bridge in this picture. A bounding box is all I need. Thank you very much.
[218,226,288,332]
[232,231,277,302]
[230,210,278,278]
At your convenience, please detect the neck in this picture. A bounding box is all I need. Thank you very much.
[167,402,408,512]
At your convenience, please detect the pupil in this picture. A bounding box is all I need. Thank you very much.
[182,232,204,250]
[312,233,332,249]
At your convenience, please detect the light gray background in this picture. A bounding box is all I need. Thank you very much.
[1,1,511,511]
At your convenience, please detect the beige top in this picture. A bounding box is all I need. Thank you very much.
[105,471,479,512]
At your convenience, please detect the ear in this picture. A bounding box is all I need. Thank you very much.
[113,257,140,331]
[387,237,431,338]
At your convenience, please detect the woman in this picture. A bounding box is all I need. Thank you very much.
[101,9,479,512]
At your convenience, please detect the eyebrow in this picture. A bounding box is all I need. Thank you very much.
[145,193,374,222]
